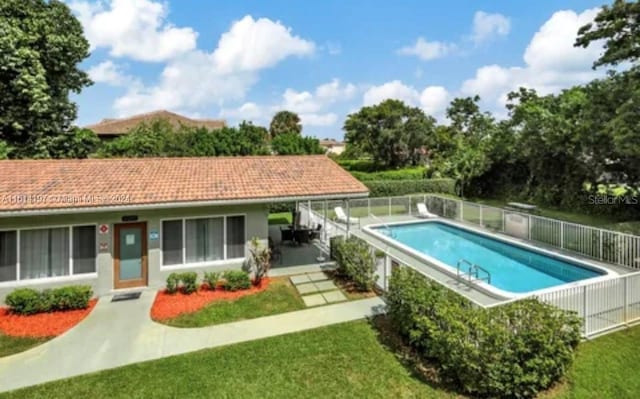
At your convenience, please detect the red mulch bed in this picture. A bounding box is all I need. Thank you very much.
[151,278,272,321]
[0,299,98,338]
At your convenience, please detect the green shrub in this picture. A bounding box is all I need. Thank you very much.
[364,179,455,197]
[166,273,180,294]
[329,236,346,273]
[203,271,221,290]
[179,272,198,294]
[51,286,92,310]
[5,288,42,315]
[350,167,426,181]
[386,267,582,398]
[222,270,251,291]
[5,285,93,315]
[333,236,377,292]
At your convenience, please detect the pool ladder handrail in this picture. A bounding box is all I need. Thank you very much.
[369,213,396,238]
[456,258,491,284]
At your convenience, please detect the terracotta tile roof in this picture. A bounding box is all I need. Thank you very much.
[0,156,368,214]
[85,110,226,136]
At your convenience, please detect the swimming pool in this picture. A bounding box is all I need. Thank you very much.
[366,220,613,297]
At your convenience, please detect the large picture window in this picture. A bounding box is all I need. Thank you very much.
[0,225,96,283]
[162,215,245,267]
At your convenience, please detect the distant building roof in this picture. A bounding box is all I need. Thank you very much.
[85,110,226,136]
[0,155,368,215]
[319,139,344,147]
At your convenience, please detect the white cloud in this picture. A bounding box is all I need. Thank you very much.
[363,80,419,106]
[397,37,453,61]
[87,61,132,86]
[219,102,266,121]
[472,11,511,44]
[362,81,450,120]
[212,15,315,73]
[419,86,450,118]
[461,8,603,113]
[113,15,315,117]
[70,0,197,62]
[300,113,338,126]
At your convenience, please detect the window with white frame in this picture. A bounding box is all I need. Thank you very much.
[162,215,246,266]
[0,225,97,283]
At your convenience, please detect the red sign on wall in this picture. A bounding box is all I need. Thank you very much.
[99,224,109,234]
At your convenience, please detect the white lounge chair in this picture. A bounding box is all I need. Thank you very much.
[334,207,359,224]
[417,203,438,218]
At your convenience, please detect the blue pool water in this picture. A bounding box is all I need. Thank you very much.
[376,221,604,293]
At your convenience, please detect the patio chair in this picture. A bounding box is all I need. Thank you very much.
[310,224,322,241]
[294,228,311,245]
[334,207,359,224]
[416,203,438,218]
[280,226,294,244]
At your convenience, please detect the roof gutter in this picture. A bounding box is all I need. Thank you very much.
[0,192,369,218]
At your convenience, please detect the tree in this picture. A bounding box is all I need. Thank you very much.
[575,0,640,68]
[271,133,325,155]
[0,0,92,157]
[43,128,101,159]
[269,110,302,138]
[0,140,10,159]
[343,99,436,168]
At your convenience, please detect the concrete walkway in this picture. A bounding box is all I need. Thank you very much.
[0,291,385,393]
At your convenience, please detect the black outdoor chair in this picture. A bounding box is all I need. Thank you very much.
[294,228,311,245]
[280,226,294,244]
[310,224,322,241]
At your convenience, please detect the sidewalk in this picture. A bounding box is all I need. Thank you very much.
[0,291,385,393]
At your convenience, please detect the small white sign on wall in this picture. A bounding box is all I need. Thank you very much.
[125,234,135,245]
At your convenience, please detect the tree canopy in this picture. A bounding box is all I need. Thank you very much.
[269,110,302,138]
[0,0,92,158]
[343,99,436,168]
[575,0,640,68]
[270,132,325,155]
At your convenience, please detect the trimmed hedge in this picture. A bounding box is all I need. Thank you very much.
[350,167,426,181]
[386,267,581,398]
[165,272,198,294]
[5,285,93,315]
[365,178,455,197]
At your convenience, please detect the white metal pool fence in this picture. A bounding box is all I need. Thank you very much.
[302,194,640,270]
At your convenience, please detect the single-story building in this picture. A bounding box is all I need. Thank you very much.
[0,155,368,300]
[85,110,226,140]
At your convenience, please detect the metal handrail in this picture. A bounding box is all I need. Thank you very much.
[456,258,491,284]
[369,213,396,237]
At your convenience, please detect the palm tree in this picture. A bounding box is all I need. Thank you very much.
[269,110,302,138]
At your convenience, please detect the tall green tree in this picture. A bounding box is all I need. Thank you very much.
[0,0,92,158]
[343,99,436,168]
[575,0,640,68]
[269,111,302,138]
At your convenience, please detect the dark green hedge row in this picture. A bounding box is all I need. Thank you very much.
[364,178,455,197]
[5,285,93,315]
[387,267,581,398]
[350,167,426,181]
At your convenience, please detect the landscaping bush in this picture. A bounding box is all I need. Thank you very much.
[166,273,180,294]
[5,288,43,315]
[5,285,93,315]
[222,270,251,291]
[386,267,582,398]
[333,236,377,292]
[247,238,271,286]
[203,271,221,290]
[364,178,455,197]
[350,167,426,181]
[51,286,92,310]
[180,272,198,294]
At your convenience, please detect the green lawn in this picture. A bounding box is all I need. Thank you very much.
[0,334,50,358]
[1,321,453,399]
[160,278,305,327]
[268,212,292,225]
[3,321,640,398]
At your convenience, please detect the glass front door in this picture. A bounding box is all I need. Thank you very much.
[114,223,147,289]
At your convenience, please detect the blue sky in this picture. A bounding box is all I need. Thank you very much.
[71,0,607,139]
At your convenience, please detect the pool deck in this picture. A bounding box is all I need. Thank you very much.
[352,215,635,307]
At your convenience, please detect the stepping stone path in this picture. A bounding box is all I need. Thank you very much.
[290,272,348,307]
